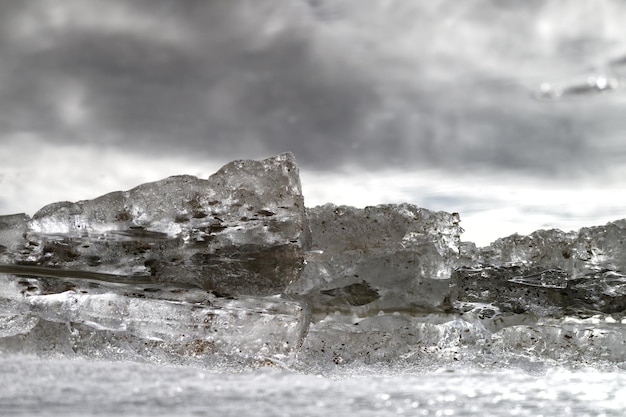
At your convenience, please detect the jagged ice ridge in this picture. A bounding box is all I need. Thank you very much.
[1,153,626,370]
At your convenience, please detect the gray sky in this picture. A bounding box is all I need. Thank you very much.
[2,0,626,245]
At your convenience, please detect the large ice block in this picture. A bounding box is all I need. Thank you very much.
[286,204,462,314]
[0,153,310,296]
[4,150,626,370]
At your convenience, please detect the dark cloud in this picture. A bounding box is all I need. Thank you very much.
[1,0,626,177]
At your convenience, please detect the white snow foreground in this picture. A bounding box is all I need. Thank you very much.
[1,153,626,370]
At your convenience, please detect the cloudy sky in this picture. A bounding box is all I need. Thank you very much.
[1,0,626,245]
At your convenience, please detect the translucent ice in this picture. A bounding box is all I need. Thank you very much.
[454,220,626,320]
[0,273,308,363]
[3,152,626,370]
[286,204,462,315]
[297,312,626,368]
[0,153,311,365]
[291,212,626,368]
[1,153,310,296]
[451,266,626,318]
[478,220,626,277]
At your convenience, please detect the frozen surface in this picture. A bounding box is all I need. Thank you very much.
[2,355,626,417]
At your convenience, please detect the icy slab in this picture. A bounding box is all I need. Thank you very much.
[478,220,626,277]
[0,153,310,296]
[296,313,626,369]
[297,314,490,367]
[451,266,626,318]
[490,318,626,364]
[0,153,311,366]
[0,273,308,364]
[453,219,626,320]
[291,213,626,369]
[286,204,462,314]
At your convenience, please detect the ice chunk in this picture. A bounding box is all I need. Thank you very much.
[0,273,308,363]
[299,312,626,369]
[451,265,626,318]
[490,318,626,364]
[297,313,493,367]
[3,153,310,296]
[0,214,30,264]
[0,154,312,364]
[286,204,462,314]
[0,275,40,337]
[479,220,626,277]
[452,266,567,318]
[457,219,626,319]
